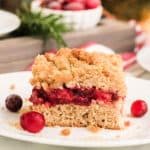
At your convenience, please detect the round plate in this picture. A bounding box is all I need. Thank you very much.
[0,71,150,148]
[0,10,20,37]
[137,47,150,72]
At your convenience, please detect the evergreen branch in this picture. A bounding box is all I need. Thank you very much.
[13,1,71,48]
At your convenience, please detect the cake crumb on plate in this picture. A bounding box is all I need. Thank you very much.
[87,126,102,133]
[9,84,15,90]
[115,135,120,139]
[126,113,132,118]
[1,106,5,110]
[9,121,22,130]
[124,121,131,127]
[60,128,71,136]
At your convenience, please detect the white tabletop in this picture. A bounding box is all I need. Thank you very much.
[0,136,150,150]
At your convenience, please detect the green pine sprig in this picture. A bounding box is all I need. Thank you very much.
[14,1,71,48]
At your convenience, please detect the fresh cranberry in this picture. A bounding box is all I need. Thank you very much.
[20,111,45,133]
[131,100,148,117]
[5,94,23,112]
[64,2,85,11]
[47,1,62,10]
[85,0,100,9]
[95,90,112,102]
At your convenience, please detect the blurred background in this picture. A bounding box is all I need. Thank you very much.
[1,0,150,31]
[0,0,150,76]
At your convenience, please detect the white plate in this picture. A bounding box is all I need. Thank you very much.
[85,44,114,54]
[0,71,150,148]
[137,46,150,72]
[0,10,20,37]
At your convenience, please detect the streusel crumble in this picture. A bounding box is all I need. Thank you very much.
[27,48,126,129]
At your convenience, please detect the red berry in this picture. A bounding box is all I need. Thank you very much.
[20,111,45,133]
[131,100,148,117]
[47,1,62,10]
[95,90,112,102]
[5,94,23,112]
[86,0,100,9]
[64,2,85,11]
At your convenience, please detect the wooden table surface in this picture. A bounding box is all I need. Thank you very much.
[0,19,136,73]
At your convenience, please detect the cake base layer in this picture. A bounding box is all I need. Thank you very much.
[29,101,124,129]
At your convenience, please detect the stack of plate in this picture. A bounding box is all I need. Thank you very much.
[0,10,20,37]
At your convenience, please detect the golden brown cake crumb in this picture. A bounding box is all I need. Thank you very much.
[30,101,124,129]
[9,84,15,90]
[87,126,101,133]
[115,135,120,138]
[126,113,131,117]
[20,106,31,114]
[124,121,131,127]
[60,128,71,136]
[1,107,5,110]
[9,121,22,130]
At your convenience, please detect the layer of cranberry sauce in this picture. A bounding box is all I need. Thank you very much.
[29,85,121,106]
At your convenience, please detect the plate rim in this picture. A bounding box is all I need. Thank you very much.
[1,130,150,148]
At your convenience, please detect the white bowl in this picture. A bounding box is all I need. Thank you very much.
[31,0,103,30]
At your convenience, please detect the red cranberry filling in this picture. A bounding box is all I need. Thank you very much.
[29,87,119,106]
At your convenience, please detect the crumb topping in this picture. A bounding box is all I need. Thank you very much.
[87,126,101,133]
[60,128,71,136]
[9,84,15,90]
[9,121,22,130]
[124,120,131,127]
[31,48,126,97]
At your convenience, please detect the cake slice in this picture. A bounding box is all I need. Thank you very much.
[29,48,126,129]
